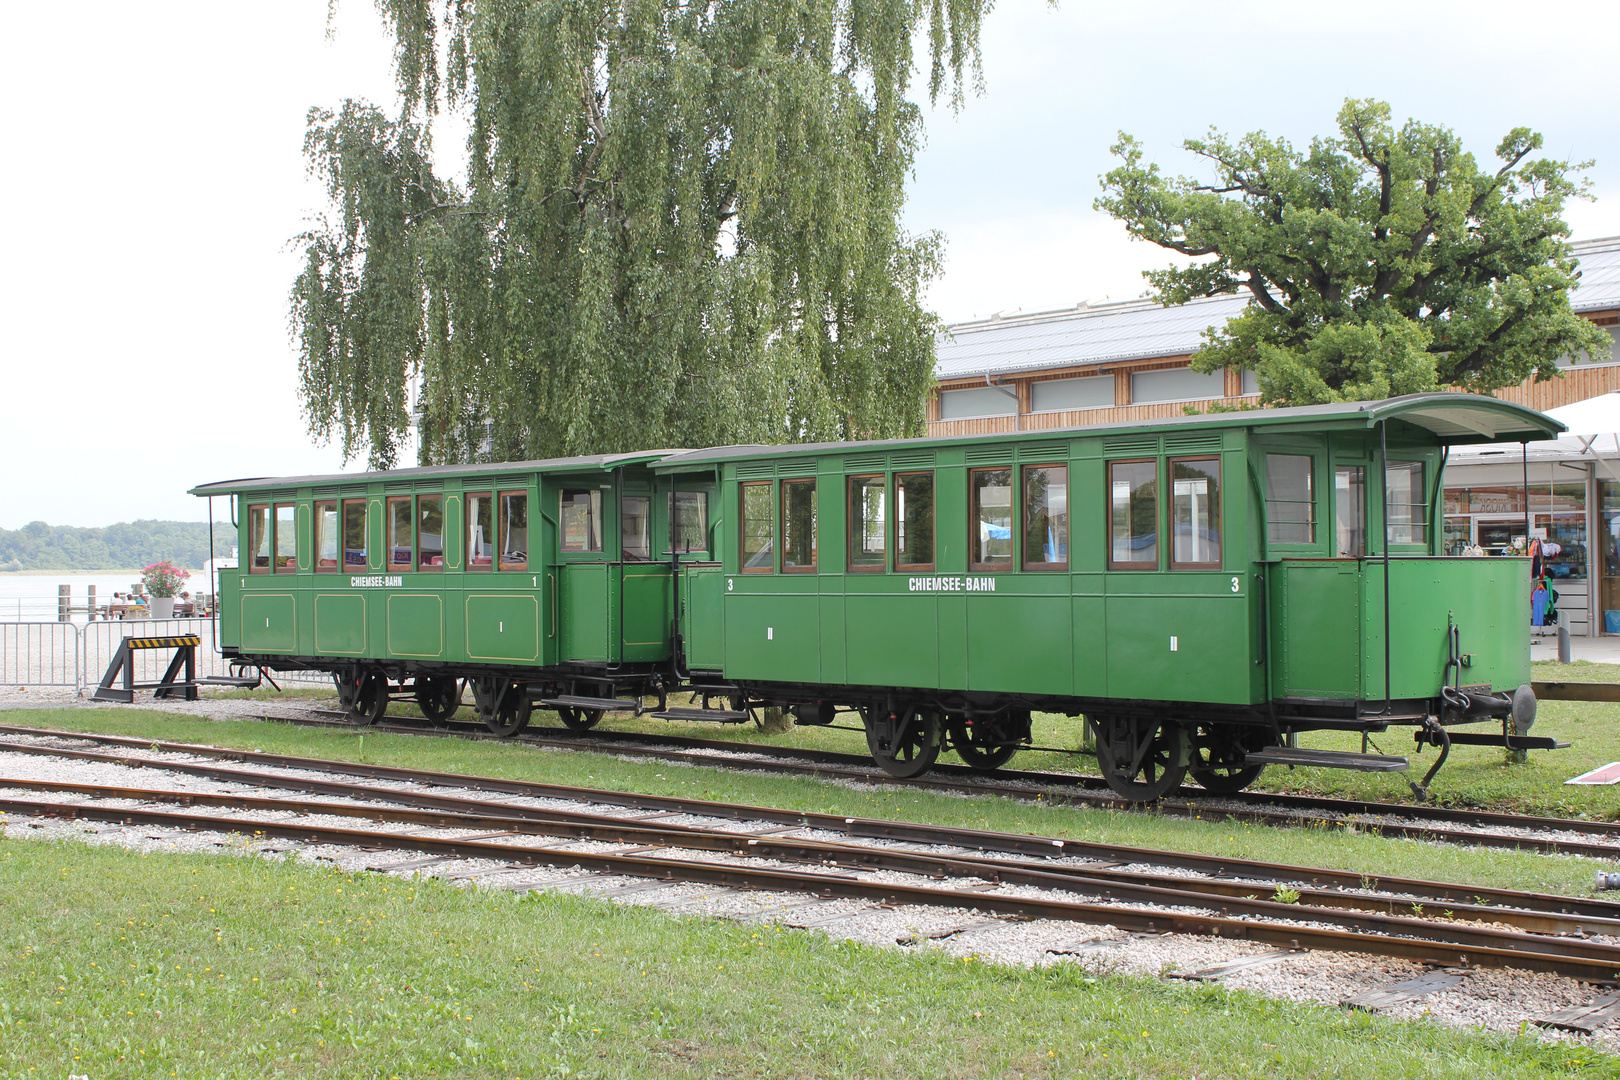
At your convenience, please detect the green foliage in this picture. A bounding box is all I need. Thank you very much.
[0,521,237,572]
[1097,99,1611,405]
[295,0,991,468]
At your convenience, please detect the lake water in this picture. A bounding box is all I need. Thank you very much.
[0,571,205,621]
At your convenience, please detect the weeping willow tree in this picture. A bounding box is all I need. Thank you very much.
[293,0,993,468]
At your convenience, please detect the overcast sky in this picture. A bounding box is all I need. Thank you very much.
[5,0,1618,530]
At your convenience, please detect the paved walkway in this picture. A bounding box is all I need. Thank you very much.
[1530,632,1620,665]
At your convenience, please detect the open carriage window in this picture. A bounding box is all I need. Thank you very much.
[561,490,603,552]
[499,492,528,570]
[1385,461,1427,545]
[971,468,1013,570]
[1108,461,1158,569]
[1170,458,1220,569]
[895,472,935,572]
[1022,465,1068,571]
[387,497,413,570]
[247,504,271,573]
[315,501,338,571]
[467,492,493,569]
[274,503,296,573]
[848,475,886,571]
[623,496,651,561]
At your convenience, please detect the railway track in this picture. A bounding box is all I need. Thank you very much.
[174,708,1620,862]
[4,731,1620,985]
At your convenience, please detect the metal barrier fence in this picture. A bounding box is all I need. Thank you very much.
[0,619,328,694]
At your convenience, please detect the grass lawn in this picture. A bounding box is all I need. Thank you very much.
[1,838,1614,1080]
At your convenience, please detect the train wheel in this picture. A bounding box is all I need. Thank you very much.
[346,670,388,727]
[947,714,1020,771]
[1093,716,1188,801]
[864,706,942,779]
[557,706,603,731]
[1189,726,1265,795]
[415,677,461,727]
[473,679,532,738]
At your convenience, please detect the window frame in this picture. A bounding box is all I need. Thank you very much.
[247,503,271,574]
[273,502,297,574]
[1333,464,1367,558]
[1262,452,1320,550]
[560,489,604,554]
[416,494,444,571]
[622,494,652,562]
[779,478,818,573]
[498,490,529,570]
[847,474,887,573]
[1384,459,1429,549]
[386,496,414,571]
[1106,458,1160,572]
[1020,463,1069,572]
[894,471,936,573]
[466,491,494,571]
[1167,456,1222,571]
[341,498,368,571]
[969,466,1015,573]
[670,491,709,554]
[314,500,339,573]
[739,481,775,574]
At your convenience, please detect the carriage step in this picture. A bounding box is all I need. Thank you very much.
[537,695,639,713]
[1244,746,1409,772]
[195,675,264,688]
[647,707,752,724]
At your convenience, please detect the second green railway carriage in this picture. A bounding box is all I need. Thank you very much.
[194,393,1565,799]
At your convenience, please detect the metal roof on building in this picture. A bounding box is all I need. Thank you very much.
[935,237,1620,382]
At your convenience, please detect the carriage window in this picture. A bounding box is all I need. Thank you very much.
[1022,466,1068,570]
[781,479,817,571]
[896,472,935,571]
[342,500,368,569]
[561,490,603,552]
[1109,461,1158,569]
[467,492,493,569]
[971,468,1013,570]
[274,503,297,573]
[1335,466,1366,557]
[1385,461,1427,545]
[848,475,886,571]
[740,482,774,572]
[1171,458,1220,568]
[247,504,271,573]
[417,496,444,569]
[671,491,708,552]
[499,491,528,569]
[1265,454,1315,543]
[387,497,413,570]
[315,501,338,571]
[623,496,651,560]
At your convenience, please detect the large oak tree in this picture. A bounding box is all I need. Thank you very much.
[294,0,992,467]
[1096,99,1610,406]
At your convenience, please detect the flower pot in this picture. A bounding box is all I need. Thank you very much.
[150,597,175,620]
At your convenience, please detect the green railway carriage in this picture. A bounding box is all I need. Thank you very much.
[193,393,1565,799]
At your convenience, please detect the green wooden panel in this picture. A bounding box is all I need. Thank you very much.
[966,595,1072,696]
[1274,561,1362,698]
[1103,592,1251,704]
[386,593,443,658]
[681,567,725,670]
[313,592,366,655]
[818,593,847,684]
[1368,559,1531,699]
[240,592,297,653]
[724,591,819,682]
[562,564,610,662]
[465,593,540,662]
[1070,593,1106,697]
[938,593,968,688]
[846,594,938,689]
[621,567,672,662]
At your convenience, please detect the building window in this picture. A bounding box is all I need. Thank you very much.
[1022,466,1068,570]
[939,386,1017,420]
[848,475,886,571]
[781,479,817,571]
[895,472,935,571]
[499,492,528,570]
[1385,462,1427,545]
[971,468,1013,570]
[417,496,444,569]
[671,491,708,552]
[1031,376,1113,412]
[1240,369,1260,396]
[315,501,338,571]
[561,490,603,552]
[467,492,494,569]
[1265,455,1315,544]
[387,498,413,570]
[1129,367,1224,405]
[274,503,297,573]
[1109,461,1158,569]
[623,495,651,561]
[1335,467,1365,557]
[740,482,774,572]
[1170,458,1220,568]
[247,504,271,573]
[342,499,368,569]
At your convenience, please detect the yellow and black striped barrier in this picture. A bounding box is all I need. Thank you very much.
[123,636,202,651]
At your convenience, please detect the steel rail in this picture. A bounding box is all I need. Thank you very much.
[7,791,1619,983]
[4,724,1618,923]
[8,774,1618,941]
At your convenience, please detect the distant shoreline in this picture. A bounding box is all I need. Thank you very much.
[4,569,150,577]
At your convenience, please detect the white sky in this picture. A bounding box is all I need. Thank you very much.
[4,0,1619,529]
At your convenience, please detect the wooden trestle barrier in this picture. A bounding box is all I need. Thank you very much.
[91,636,260,703]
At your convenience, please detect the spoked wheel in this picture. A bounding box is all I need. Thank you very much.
[414,677,461,728]
[1189,724,1267,795]
[1091,715,1189,801]
[946,713,1022,772]
[337,669,388,727]
[472,678,532,738]
[556,706,603,731]
[864,705,942,779]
